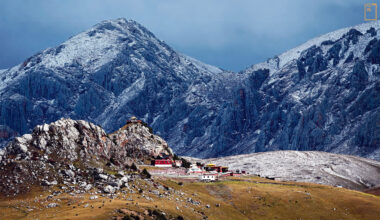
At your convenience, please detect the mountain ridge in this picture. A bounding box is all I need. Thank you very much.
[247,21,379,74]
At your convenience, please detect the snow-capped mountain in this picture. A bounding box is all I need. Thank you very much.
[214,23,380,160]
[0,18,224,142]
[0,18,379,160]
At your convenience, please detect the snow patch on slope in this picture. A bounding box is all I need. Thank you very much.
[188,151,380,190]
[180,54,223,74]
[39,19,129,72]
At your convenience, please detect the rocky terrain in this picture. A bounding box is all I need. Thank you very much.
[0,118,172,196]
[0,18,379,160]
[188,151,380,190]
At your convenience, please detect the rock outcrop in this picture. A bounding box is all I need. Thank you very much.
[0,118,172,196]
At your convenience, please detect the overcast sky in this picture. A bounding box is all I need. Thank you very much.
[0,0,366,71]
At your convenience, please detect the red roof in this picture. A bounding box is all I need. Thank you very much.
[155,159,173,164]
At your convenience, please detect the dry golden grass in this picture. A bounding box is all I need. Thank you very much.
[0,176,379,220]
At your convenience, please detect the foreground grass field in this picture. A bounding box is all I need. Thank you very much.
[0,176,379,220]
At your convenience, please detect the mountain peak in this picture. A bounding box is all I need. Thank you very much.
[91,18,153,38]
[38,18,158,72]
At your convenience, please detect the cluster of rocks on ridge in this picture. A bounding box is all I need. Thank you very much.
[0,118,172,196]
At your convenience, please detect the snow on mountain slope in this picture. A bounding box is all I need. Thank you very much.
[188,151,380,190]
[246,21,380,74]
[0,18,379,161]
[179,54,224,74]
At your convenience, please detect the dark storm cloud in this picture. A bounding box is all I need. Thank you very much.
[0,0,364,71]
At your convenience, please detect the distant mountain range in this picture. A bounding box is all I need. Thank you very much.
[0,18,379,160]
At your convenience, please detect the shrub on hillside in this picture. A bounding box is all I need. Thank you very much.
[141,168,151,179]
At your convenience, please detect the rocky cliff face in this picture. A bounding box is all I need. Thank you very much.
[0,118,172,196]
[0,18,379,160]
